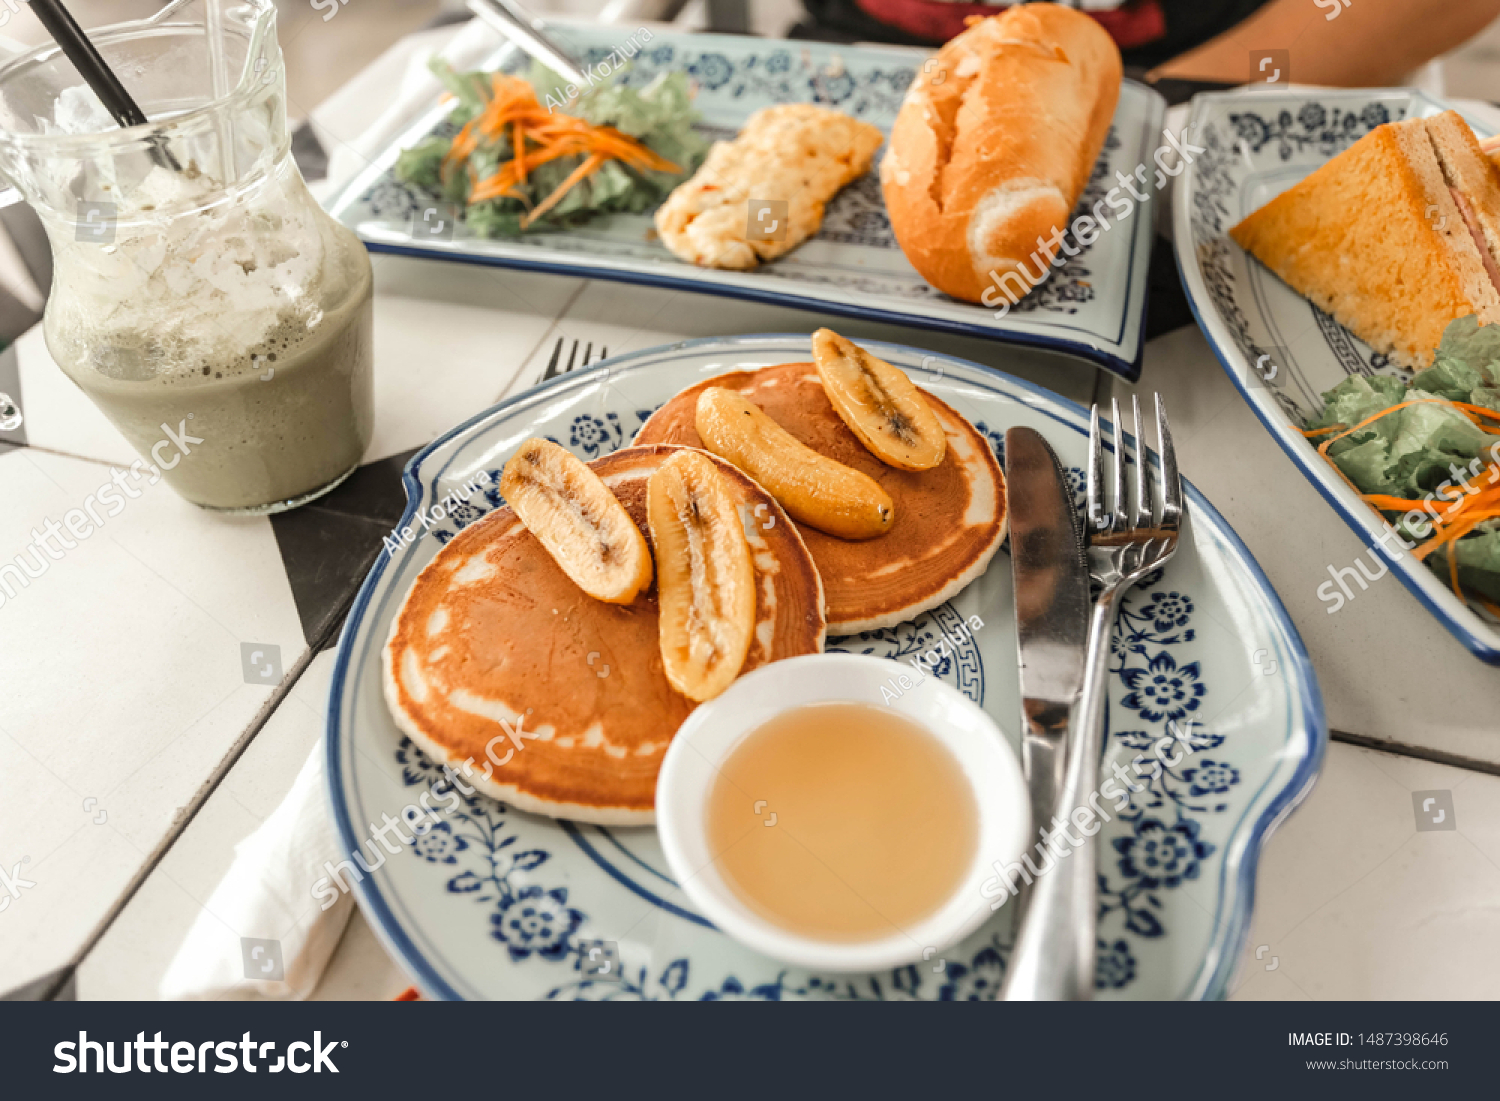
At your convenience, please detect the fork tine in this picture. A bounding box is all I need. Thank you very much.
[1109,397,1125,534]
[565,340,580,374]
[1087,404,1107,534]
[1156,394,1183,532]
[1131,394,1152,531]
[541,336,564,382]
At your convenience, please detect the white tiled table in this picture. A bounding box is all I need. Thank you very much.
[3,21,1498,1001]
[54,259,1500,1003]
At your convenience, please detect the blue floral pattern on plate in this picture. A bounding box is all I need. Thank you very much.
[1175,87,1500,656]
[326,27,1166,381]
[327,335,1324,1001]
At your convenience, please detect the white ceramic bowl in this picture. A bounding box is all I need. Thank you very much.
[655,653,1030,973]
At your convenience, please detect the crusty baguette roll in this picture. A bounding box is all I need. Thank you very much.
[880,5,1122,306]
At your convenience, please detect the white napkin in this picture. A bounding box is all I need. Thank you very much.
[159,742,354,1000]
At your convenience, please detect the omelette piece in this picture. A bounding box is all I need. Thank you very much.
[653,104,884,270]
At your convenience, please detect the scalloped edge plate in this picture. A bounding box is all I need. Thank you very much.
[326,334,1326,1000]
[325,26,1165,381]
[1172,87,1500,663]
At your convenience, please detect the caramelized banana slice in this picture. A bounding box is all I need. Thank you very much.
[812,328,946,471]
[647,450,756,702]
[500,438,652,604]
[695,386,894,540]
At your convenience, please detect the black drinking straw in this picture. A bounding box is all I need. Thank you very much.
[29,0,181,170]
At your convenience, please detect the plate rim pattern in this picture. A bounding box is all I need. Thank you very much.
[1171,86,1500,664]
[325,332,1327,1001]
[323,26,1166,382]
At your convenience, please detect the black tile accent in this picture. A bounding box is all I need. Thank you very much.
[267,448,418,652]
[1124,71,1237,108]
[270,505,389,652]
[0,198,50,313]
[0,341,25,448]
[309,447,418,528]
[290,121,329,183]
[1,965,75,1000]
[705,0,750,34]
[1144,233,1196,341]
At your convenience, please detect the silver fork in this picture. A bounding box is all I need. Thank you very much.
[1000,393,1182,1001]
[539,337,609,385]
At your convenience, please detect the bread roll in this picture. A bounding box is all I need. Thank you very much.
[880,5,1122,306]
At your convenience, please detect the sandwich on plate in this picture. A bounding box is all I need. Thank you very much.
[1231,110,1500,369]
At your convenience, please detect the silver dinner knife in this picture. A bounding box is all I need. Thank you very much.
[999,426,1094,1000]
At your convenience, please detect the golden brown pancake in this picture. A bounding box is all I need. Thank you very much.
[383,445,825,825]
[634,363,1006,633]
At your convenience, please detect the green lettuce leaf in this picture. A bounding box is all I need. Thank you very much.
[394,59,705,234]
[393,136,447,192]
[1429,525,1500,603]
[1305,374,1405,433]
[1307,317,1500,607]
[1410,314,1500,411]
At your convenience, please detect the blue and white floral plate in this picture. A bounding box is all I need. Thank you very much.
[326,334,1325,1000]
[1173,88,1500,663]
[325,26,1165,381]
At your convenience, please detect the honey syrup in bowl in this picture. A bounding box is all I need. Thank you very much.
[655,653,1030,973]
[705,702,978,942]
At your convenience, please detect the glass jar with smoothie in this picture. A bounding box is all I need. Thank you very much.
[0,0,373,512]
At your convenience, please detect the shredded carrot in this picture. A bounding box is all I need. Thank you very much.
[522,151,607,228]
[438,73,680,224]
[1448,400,1500,421]
[1301,396,1500,601]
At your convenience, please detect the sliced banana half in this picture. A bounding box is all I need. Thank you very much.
[500,437,652,604]
[812,328,946,471]
[695,386,895,541]
[647,449,756,702]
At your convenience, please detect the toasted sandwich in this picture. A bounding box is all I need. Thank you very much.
[1230,110,1500,368]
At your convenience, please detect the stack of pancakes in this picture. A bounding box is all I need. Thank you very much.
[385,362,1006,823]
[634,363,1006,634]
